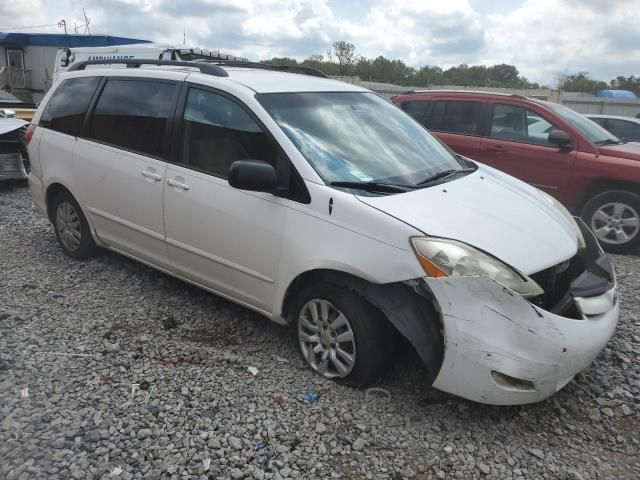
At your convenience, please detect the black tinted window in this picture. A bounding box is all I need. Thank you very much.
[440,101,481,135]
[182,88,278,178]
[401,100,429,122]
[607,119,640,142]
[40,77,101,136]
[89,79,176,157]
[424,101,445,129]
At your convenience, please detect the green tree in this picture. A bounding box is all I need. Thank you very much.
[260,57,298,66]
[329,41,356,75]
[610,75,640,96]
[557,72,608,94]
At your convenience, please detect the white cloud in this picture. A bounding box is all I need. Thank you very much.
[2,0,639,84]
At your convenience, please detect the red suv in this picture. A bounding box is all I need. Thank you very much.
[393,91,640,253]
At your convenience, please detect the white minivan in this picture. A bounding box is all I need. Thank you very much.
[26,59,619,405]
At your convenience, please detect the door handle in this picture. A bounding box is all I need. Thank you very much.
[167,178,190,191]
[486,145,508,153]
[141,170,162,181]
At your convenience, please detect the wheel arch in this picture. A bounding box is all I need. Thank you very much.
[577,179,640,214]
[45,181,75,223]
[281,268,445,383]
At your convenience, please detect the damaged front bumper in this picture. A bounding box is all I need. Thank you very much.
[425,225,619,405]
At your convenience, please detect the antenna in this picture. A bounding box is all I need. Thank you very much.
[83,8,91,35]
[73,9,91,35]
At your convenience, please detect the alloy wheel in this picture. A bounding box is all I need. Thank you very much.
[55,201,82,251]
[298,299,356,378]
[591,202,640,245]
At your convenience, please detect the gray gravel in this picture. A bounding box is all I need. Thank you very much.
[1,181,639,480]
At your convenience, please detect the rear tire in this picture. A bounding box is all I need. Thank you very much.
[581,190,640,254]
[51,191,98,260]
[292,282,395,387]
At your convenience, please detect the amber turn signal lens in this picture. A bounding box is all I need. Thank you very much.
[416,254,448,278]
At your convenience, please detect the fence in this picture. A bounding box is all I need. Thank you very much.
[560,93,640,117]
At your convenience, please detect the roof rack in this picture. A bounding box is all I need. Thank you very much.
[178,48,248,62]
[199,60,328,78]
[403,89,528,99]
[67,58,329,79]
[68,59,229,77]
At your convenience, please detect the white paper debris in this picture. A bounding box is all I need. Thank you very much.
[247,366,259,376]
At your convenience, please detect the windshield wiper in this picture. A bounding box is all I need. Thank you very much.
[595,138,623,146]
[416,167,476,186]
[330,181,413,193]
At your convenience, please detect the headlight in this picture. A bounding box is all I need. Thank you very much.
[411,237,544,298]
[537,190,585,249]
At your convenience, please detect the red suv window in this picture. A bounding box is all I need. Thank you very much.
[489,103,556,146]
[426,100,482,136]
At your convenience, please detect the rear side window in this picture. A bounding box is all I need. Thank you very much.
[441,101,482,135]
[40,77,101,136]
[401,100,429,123]
[606,119,640,141]
[180,88,278,178]
[426,100,482,135]
[88,79,176,157]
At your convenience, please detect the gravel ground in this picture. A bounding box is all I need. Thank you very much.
[1,181,639,480]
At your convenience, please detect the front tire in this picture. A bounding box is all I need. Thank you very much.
[292,282,395,387]
[581,190,640,254]
[52,191,98,260]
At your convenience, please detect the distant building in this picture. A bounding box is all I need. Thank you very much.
[0,32,150,103]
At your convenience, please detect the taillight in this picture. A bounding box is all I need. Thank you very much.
[24,124,36,145]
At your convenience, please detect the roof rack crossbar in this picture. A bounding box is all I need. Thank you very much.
[68,59,229,77]
[197,60,328,78]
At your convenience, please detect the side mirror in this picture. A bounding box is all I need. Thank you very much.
[1,109,16,118]
[548,129,572,150]
[228,160,277,193]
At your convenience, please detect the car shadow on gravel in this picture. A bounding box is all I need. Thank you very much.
[0,179,28,193]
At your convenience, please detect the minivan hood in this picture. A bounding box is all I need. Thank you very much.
[598,141,640,161]
[357,165,578,275]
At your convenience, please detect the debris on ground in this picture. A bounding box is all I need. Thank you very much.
[301,392,320,405]
[247,366,259,376]
[273,394,285,405]
[162,315,178,330]
[364,387,391,402]
[271,354,289,363]
[199,408,217,418]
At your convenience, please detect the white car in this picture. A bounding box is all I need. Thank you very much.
[26,59,619,405]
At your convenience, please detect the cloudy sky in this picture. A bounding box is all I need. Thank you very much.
[2,0,639,85]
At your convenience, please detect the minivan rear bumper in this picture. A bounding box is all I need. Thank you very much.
[426,275,618,405]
